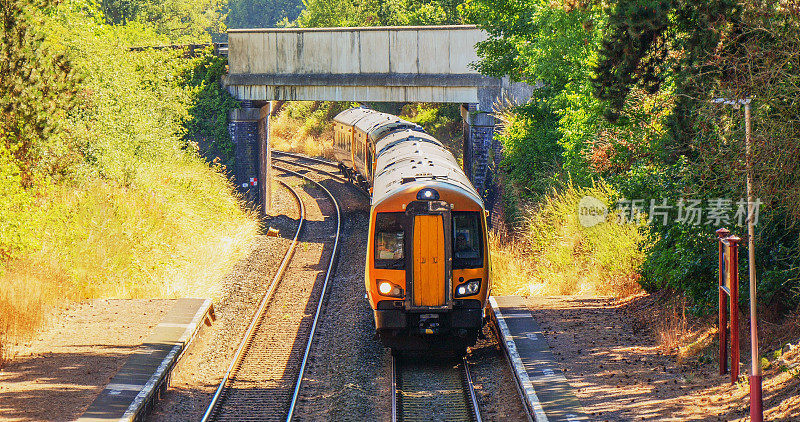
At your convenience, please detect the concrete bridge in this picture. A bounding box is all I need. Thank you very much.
[223,25,532,224]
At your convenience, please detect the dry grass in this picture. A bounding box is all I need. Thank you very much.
[489,231,538,296]
[490,182,649,298]
[270,101,336,158]
[0,258,66,364]
[0,158,258,364]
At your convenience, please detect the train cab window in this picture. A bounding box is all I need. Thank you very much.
[452,212,483,269]
[375,212,405,269]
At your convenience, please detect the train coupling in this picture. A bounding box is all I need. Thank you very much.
[418,314,441,335]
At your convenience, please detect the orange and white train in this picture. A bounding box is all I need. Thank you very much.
[333,107,490,352]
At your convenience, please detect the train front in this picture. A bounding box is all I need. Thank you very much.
[365,132,490,352]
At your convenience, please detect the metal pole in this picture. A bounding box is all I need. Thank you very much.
[716,228,730,376]
[744,101,763,421]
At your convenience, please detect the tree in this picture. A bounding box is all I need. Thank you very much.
[99,0,226,42]
[0,0,81,185]
[295,0,466,27]
[225,0,303,29]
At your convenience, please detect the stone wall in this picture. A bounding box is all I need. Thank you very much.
[462,103,505,231]
[228,104,260,203]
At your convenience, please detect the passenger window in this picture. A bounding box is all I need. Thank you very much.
[452,212,483,269]
[375,212,405,269]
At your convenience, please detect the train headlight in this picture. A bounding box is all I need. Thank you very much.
[455,278,481,297]
[377,280,404,298]
[416,188,439,201]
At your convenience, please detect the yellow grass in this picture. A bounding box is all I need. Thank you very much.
[0,157,258,363]
[270,101,336,158]
[490,182,649,298]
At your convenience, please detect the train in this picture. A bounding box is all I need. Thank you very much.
[332,107,491,352]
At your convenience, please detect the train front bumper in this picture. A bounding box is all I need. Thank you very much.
[373,299,483,332]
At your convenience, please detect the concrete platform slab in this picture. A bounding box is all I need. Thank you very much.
[78,298,214,422]
[490,296,588,422]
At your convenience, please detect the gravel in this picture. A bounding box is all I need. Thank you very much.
[468,325,530,422]
[276,160,391,422]
[149,180,301,421]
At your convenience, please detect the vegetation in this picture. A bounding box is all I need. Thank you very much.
[0,0,257,362]
[270,101,349,158]
[296,0,466,27]
[182,53,241,168]
[99,0,226,41]
[4,0,798,367]
[491,183,647,296]
[225,0,303,29]
[467,0,800,314]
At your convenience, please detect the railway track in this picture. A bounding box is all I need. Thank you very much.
[272,150,370,196]
[272,150,339,169]
[276,152,484,422]
[201,164,342,422]
[392,355,483,422]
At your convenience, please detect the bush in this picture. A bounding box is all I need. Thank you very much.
[181,52,240,168]
[0,1,259,361]
[495,101,563,199]
[492,182,649,296]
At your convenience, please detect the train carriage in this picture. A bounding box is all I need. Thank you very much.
[333,107,490,352]
[333,107,422,188]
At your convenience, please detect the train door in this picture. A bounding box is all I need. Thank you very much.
[366,146,373,183]
[412,215,446,307]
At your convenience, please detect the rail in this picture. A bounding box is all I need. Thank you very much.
[272,150,340,169]
[280,164,343,421]
[200,177,305,422]
[271,152,370,197]
[202,163,343,421]
[391,354,482,422]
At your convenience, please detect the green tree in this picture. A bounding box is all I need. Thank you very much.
[225,0,303,28]
[181,51,239,167]
[296,0,466,27]
[99,0,226,42]
[1,0,81,185]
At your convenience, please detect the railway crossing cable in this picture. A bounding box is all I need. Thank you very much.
[201,177,306,422]
[391,354,483,422]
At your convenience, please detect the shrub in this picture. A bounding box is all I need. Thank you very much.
[492,182,649,297]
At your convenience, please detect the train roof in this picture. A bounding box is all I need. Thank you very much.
[372,129,482,207]
[332,107,376,126]
[334,108,423,141]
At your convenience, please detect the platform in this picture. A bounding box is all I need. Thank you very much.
[489,296,588,422]
[78,298,215,422]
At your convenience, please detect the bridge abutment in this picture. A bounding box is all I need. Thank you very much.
[229,101,272,213]
[229,104,259,202]
[462,94,505,231]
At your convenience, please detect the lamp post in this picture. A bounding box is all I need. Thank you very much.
[712,97,762,422]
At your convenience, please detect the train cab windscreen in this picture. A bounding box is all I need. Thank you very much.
[375,213,405,269]
[452,212,483,269]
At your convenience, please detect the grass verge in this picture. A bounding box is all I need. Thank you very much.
[0,157,258,364]
[490,182,649,297]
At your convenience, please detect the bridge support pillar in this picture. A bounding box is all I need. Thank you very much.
[462,89,505,230]
[229,102,260,203]
[258,102,272,214]
[229,101,272,214]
